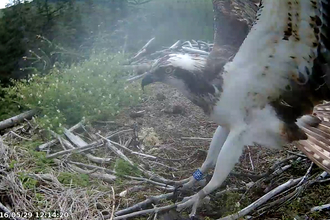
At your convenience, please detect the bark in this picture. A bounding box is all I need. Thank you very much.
[0,110,37,131]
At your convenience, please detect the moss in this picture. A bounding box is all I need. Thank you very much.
[213,191,252,217]
[18,172,38,190]
[57,172,90,187]
[114,159,142,177]
[275,184,330,219]
[28,150,54,173]
[9,160,17,169]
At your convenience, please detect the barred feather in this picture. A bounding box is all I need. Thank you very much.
[296,102,330,172]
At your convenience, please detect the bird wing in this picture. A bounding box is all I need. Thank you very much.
[297,103,330,172]
[204,0,259,80]
[223,0,330,172]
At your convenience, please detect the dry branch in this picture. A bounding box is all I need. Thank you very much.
[67,161,173,189]
[63,128,112,164]
[113,193,174,217]
[46,140,104,159]
[0,110,36,132]
[181,137,212,141]
[68,163,116,183]
[37,120,84,151]
[218,177,303,220]
[311,203,330,212]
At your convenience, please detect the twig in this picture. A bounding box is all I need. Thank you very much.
[104,140,134,166]
[181,46,209,55]
[169,40,181,49]
[181,137,212,141]
[67,161,173,189]
[105,137,158,160]
[37,120,84,150]
[247,146,254,171]
[286,150,307,158]
[311,203,330,212]
[63,129,112,164]
[297,162,313,187]
[113,193,175,217]
[94,120,116,124]
[129,37,155,62]
[46,140,104,158]
[9,131,32,141]
[107,129,134,138]
[110,186,115,220]
[113,204,176,220]
[54,159,116,182]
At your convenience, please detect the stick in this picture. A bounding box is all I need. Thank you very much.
[61,129,112,164]
[169,40,181,49]
[37,120,84,150]
[181,137,212,141]
[105,141,134,166]
[68,161,173,189]
[105,137,157,160]
[46,140,104,158]
[9,131,32,141]
[69,164,116,183]
[113,204,176,220]
[181,46,209,55]
[110,186,116,220]
[114,193,174,217]
[0,110,36,131]
[54,159,116,182]
[218,177,303,220]
[311,203,330,212]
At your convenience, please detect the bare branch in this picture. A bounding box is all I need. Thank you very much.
[0,110,36,131]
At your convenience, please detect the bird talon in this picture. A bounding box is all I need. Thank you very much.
[176,193,201,216]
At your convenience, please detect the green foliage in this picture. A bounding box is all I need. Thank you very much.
[14,138,54,173]
[9,160,18,169]
[58,172,90,187]
[18,172,38,190]
[2,53,142,130]
[115,159,142,177]
[214,192,251,217]
[29,150,54,172]
[0,94,26,121]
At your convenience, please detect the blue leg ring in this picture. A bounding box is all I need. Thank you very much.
[193,169,204,181]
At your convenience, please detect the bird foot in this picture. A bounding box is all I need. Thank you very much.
[181,177,207,190]
[176,193,203,217]
[173,177,206,200]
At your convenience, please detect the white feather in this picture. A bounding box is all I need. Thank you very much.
[211,0,319,148]
[164,54,206,72]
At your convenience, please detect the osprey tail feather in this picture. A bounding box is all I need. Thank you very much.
[296,102,330,173]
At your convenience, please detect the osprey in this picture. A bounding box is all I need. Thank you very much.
[141,0,330,217]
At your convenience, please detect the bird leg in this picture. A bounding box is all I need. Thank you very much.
[176,129,245,217]
[180,126,229,191]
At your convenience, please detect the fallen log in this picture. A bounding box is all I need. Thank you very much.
[0,110,37,132]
